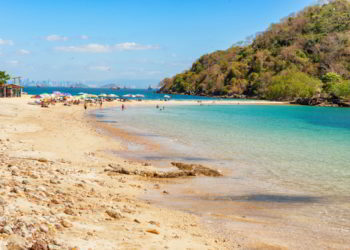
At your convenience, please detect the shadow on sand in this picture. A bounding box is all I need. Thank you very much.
[208,194,323,203]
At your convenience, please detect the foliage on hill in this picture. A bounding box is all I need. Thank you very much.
[159,0,350,103]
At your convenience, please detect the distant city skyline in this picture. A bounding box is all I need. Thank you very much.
[1,0,315,87]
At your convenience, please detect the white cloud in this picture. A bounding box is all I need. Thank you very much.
[88,65,111,72]
[55,42,159,53]
[113,42,159,51]
[56,44,109,53]
[80,35,89,40]
[18,49,31,55]
[0,39,14,46]
[45,34,68,41]
[7,60,19,66]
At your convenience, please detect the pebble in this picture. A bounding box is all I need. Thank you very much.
[106,209,122,219]
[64,208,75,216]
[2,225,13,234]
[146,229,160,235]
[60,219,73,228]
[30,240,49,250]
[40,224,49,233]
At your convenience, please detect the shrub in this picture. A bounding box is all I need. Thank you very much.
[266,69,322,100]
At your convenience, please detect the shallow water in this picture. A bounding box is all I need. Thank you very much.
[93,104,350,249]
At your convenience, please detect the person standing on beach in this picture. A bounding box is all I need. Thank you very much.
[99,99,103,109]
[121,104,125,111]
[84,101,87,110]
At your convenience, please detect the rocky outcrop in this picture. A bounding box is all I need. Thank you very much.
[104,162,223,178]
[292,97,350,107]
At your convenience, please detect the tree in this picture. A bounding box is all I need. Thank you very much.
[0,71,10,85]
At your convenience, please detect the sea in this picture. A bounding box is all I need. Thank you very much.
[25,87,350,248]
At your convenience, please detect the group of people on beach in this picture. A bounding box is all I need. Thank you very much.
[156,104,165,111]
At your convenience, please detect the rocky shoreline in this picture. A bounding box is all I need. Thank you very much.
[158,91,350,107]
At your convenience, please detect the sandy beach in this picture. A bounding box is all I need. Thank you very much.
[0,96,237,249]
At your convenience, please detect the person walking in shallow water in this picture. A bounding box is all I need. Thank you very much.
[121,104,125,111]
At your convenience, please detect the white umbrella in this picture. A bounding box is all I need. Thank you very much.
[108,94,118,98]
[164,95,171,99]
[123,94,132,98]
[135,94,145,98]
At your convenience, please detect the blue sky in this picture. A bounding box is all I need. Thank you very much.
[0,0,316,87]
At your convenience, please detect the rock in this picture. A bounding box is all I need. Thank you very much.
[6,235,26,250]
[60,219,72,228]
[2,225,13,234]
[171,162,223,177]
[50,179,58,184]
[22,180,29,185]
[163,190,169,195]
[64,208,75,216]
[29,240,48,250]
[106,209,122,219]
[51,199,60,204]
[134,219,141,224]
[40,224,49,233]
[37,186,46,192]
[146,229,160,235]
[37,158,48,163]
[149,221,160,227]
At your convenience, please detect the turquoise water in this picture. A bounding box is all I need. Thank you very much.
[97,104,350,196]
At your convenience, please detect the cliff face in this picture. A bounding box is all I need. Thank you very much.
[159,0,350,104]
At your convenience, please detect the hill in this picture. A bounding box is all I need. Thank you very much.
[159,0,350,106]
[100,83,121,89]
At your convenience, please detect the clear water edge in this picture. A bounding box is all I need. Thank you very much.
[91,103,350,248]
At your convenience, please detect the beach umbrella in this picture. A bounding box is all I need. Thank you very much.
[53,91,63,96]
[40,93,50,98]
[164,95,171,99]
[99,93,107,97]
[123,94,132,98]
[78,92,86,95]
[135,94,145,98]
[108,94,118,98]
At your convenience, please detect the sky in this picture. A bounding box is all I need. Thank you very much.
[0,0,317,87]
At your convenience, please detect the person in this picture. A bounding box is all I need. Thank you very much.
[156,105,159,109]
[99,99,103,109]
[121,104,125,111]
[84,101,87,110]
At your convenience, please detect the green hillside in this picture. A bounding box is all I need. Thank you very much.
[159,0,350,106]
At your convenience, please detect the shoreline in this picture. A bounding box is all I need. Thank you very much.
[0,96,234,249]
[90,99,350,250]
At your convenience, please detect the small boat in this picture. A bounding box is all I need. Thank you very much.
[147,85,152,90]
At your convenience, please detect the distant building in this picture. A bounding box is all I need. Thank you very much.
[0,83,23,97]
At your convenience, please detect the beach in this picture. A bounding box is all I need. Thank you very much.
[1,96,349,250]
[0,96,235,249]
